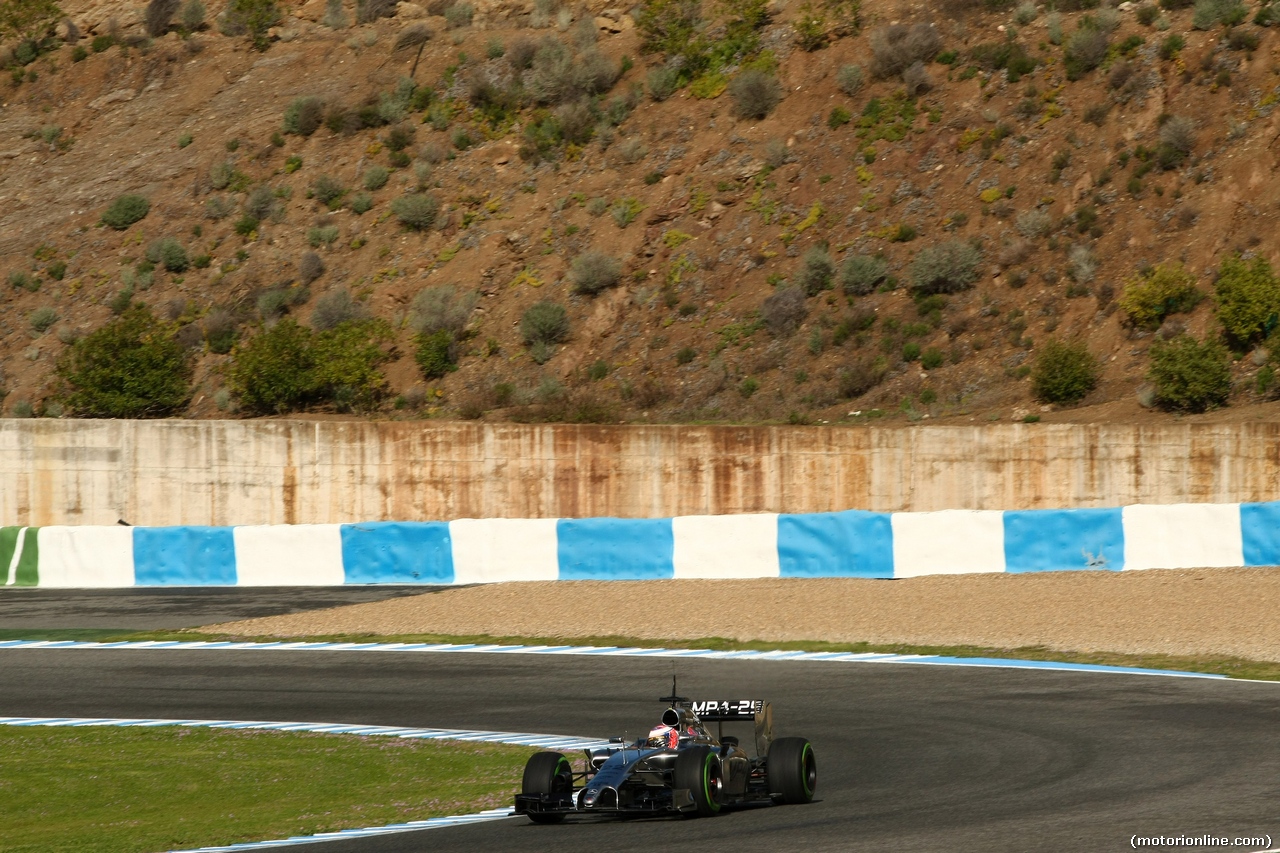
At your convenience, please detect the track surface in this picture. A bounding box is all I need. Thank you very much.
[4,646,1277,853]
[0,586,436,630]
[3,590,1276,851]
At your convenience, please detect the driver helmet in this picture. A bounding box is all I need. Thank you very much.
[647,723,679,749]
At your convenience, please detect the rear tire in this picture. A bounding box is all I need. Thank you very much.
[767,737,816,804]
[674,745,723,816]
[522,751,572,824]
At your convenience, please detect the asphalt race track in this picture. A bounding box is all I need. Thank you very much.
[1,590,1277,852]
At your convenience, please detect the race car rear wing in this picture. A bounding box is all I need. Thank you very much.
[688,700,774,755]
[688,700,766,721]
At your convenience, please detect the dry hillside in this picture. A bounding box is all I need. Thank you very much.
[2,0,1280,426]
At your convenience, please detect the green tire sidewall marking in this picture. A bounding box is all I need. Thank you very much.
[801,742,813,797]
[555,756,569,788]
[704,752,720,811]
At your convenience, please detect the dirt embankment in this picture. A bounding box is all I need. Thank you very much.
[206,567,1280,662]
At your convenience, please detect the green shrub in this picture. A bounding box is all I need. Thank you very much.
[1213,254,1280,349]
[728,69,782,119]
[203,309,238,354]
[228,317,391,414]
[835,63,863,96]
[1157,116,1194,169]
[610,197,644,228]
[56,305,192,418]
[310,288,367,331]
[181,0,206,31]
[415,329,456,378]
[520,300,570,345]
[283,96,324,136]
[100,195,150,230]
[8,270,37,292]
[29,306,57,333]
[647,66,680,101]
[1118,262,1201,330]
[46,260,66,281]
[1032,338,1099,404]
[1193,0,1246,28]
[921,347,944,370]
[569,250,623,295]
[839,254,889,296]
[146,237,189,273]
[243,185,278,222]
[761,285,807,336]
[1149,334,1232,411]
[909,240,982,295]
[221,0,280,50]
[311,174,347,208]
[797,247,835,296]
[444,1,473,28]
[391,193,439,230]
[235,215,260,237]
[410,284,478,336]
[1064,25,1109,79]
[837,357,889,398]
[306,225,340,247]
[349,192,373,215]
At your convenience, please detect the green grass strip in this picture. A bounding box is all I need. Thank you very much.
[56,629,1279,683]
[0,725,535,853]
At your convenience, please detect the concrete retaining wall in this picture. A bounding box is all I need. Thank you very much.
[3,420,1280,526]
[5,502,1278,587]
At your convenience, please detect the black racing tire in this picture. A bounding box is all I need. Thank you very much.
[767,737,817,805]
[673,745,723,817]
[522,751,573,824]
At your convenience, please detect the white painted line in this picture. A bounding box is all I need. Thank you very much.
[0,716,599,852]
[1,639,1271,682]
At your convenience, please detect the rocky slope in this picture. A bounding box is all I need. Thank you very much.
[2,0,1279,426]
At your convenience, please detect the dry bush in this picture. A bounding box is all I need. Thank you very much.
[145,0,181,36]
[356,0,397,24]
[298,251,325,285]
[728,70,782,120]
[902,61,933,96]
[311,288,368,331]
[762,285,807,336]
[869,23,942,79]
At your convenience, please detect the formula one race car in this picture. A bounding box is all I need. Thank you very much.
[514,681,816,821]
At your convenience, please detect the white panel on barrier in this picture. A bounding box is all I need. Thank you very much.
[37,526,135,587]
[233,524,346,586]
[449,518,559,584]
[892,510,1006,578]
[1121,503,1243,570]
[672,513,780,579]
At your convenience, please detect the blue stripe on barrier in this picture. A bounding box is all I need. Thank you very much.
[133,526,237,586]
[777,509,894,578]
[340,521,454,584]
[1003,507,1125,573]
[556,517,675,580]
[1240,502,1280,566]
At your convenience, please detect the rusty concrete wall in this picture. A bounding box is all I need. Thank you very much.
[2,419,1279,526]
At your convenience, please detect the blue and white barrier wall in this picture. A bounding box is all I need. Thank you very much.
[3,502,1279,587]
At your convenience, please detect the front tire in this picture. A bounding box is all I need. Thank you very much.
[767,737,817,804]
[522,751,573,824]
[674,745,723,816]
